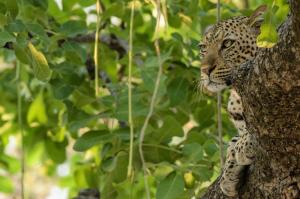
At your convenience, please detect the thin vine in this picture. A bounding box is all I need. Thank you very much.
[139,0,163,198]
[127,0,135,178]
[94,0,103,97]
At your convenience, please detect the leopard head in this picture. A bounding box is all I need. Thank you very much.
[199,5,267,93]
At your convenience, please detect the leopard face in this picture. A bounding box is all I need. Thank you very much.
[199,7,266,93]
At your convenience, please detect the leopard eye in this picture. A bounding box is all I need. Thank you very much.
[198,43,207,55]
[222,39,235,49]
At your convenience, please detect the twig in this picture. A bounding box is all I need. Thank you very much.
[142,144,182,154]
[139,1,163,198]
[94,0,103,97]
[127,0,135,178]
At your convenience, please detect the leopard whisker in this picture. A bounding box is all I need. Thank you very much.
[192,78,204,102]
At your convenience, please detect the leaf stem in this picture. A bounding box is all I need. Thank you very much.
[142,143,182,154]
[94,0,103,97]
[139,1,163,198]
[127,0,135,178]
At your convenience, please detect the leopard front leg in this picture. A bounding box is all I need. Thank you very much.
[220,136,245,196]
[234,132,256,165]
[228,90,257,165]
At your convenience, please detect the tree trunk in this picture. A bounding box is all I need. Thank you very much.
[200,1,300,198]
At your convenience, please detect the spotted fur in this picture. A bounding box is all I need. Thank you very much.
[199,5,267,196]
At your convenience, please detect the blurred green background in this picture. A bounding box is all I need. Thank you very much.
[0,0,288,198]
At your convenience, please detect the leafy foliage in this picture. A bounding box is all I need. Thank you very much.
[0,0,287,198]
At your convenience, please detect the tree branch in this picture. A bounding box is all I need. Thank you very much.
[63,33,128,58]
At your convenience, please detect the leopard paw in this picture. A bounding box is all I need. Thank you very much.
[220,160,244,197]
[220,177,238,197]
[234,133,256,165]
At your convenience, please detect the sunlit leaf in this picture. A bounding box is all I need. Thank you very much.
[257,23,278,48]
[27,92,48,125]
[28,42,52,81]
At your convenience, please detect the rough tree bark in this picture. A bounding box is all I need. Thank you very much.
[200,1,300,198]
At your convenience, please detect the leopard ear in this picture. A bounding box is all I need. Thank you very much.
[247,5,267,34]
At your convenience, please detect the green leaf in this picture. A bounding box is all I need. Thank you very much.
[102,2,125,20]
[73,130,113,152]
[143,144,181,163]
[48,0,68,23]
[275,0,289,22]
[62,0,77,11]
[203,140,218,157]
[74,165,99,188]
[0,31,15,47]
[101,156,117,172]
[115,174,155,199]
[153,116,184,144]
[115,90,149,121]
[183,143,204,162]
[110,151,128,183]
[79,0,95,7]
[45,139,67,164]
[185,128,207,145]
[62,41,87,64]
[0,13,8,28]
[65,101,104,133]
[60,20,87,37]
[167,77,189,106]
[50,78,74,100]
[4,0,19,19]
[15,45,30,64]
[26,23,49,42]
[5,20,26,33]
[193,165,213,181]
[27,42,52,81]
[74,167,89,188]
[156,172,185,199]
[0,155,20,174]
[30,0,48,10]
[27,92,48,125]
[18,4,48,23]
[195,105,215,131]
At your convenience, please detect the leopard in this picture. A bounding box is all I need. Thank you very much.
[199,5,267,197]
